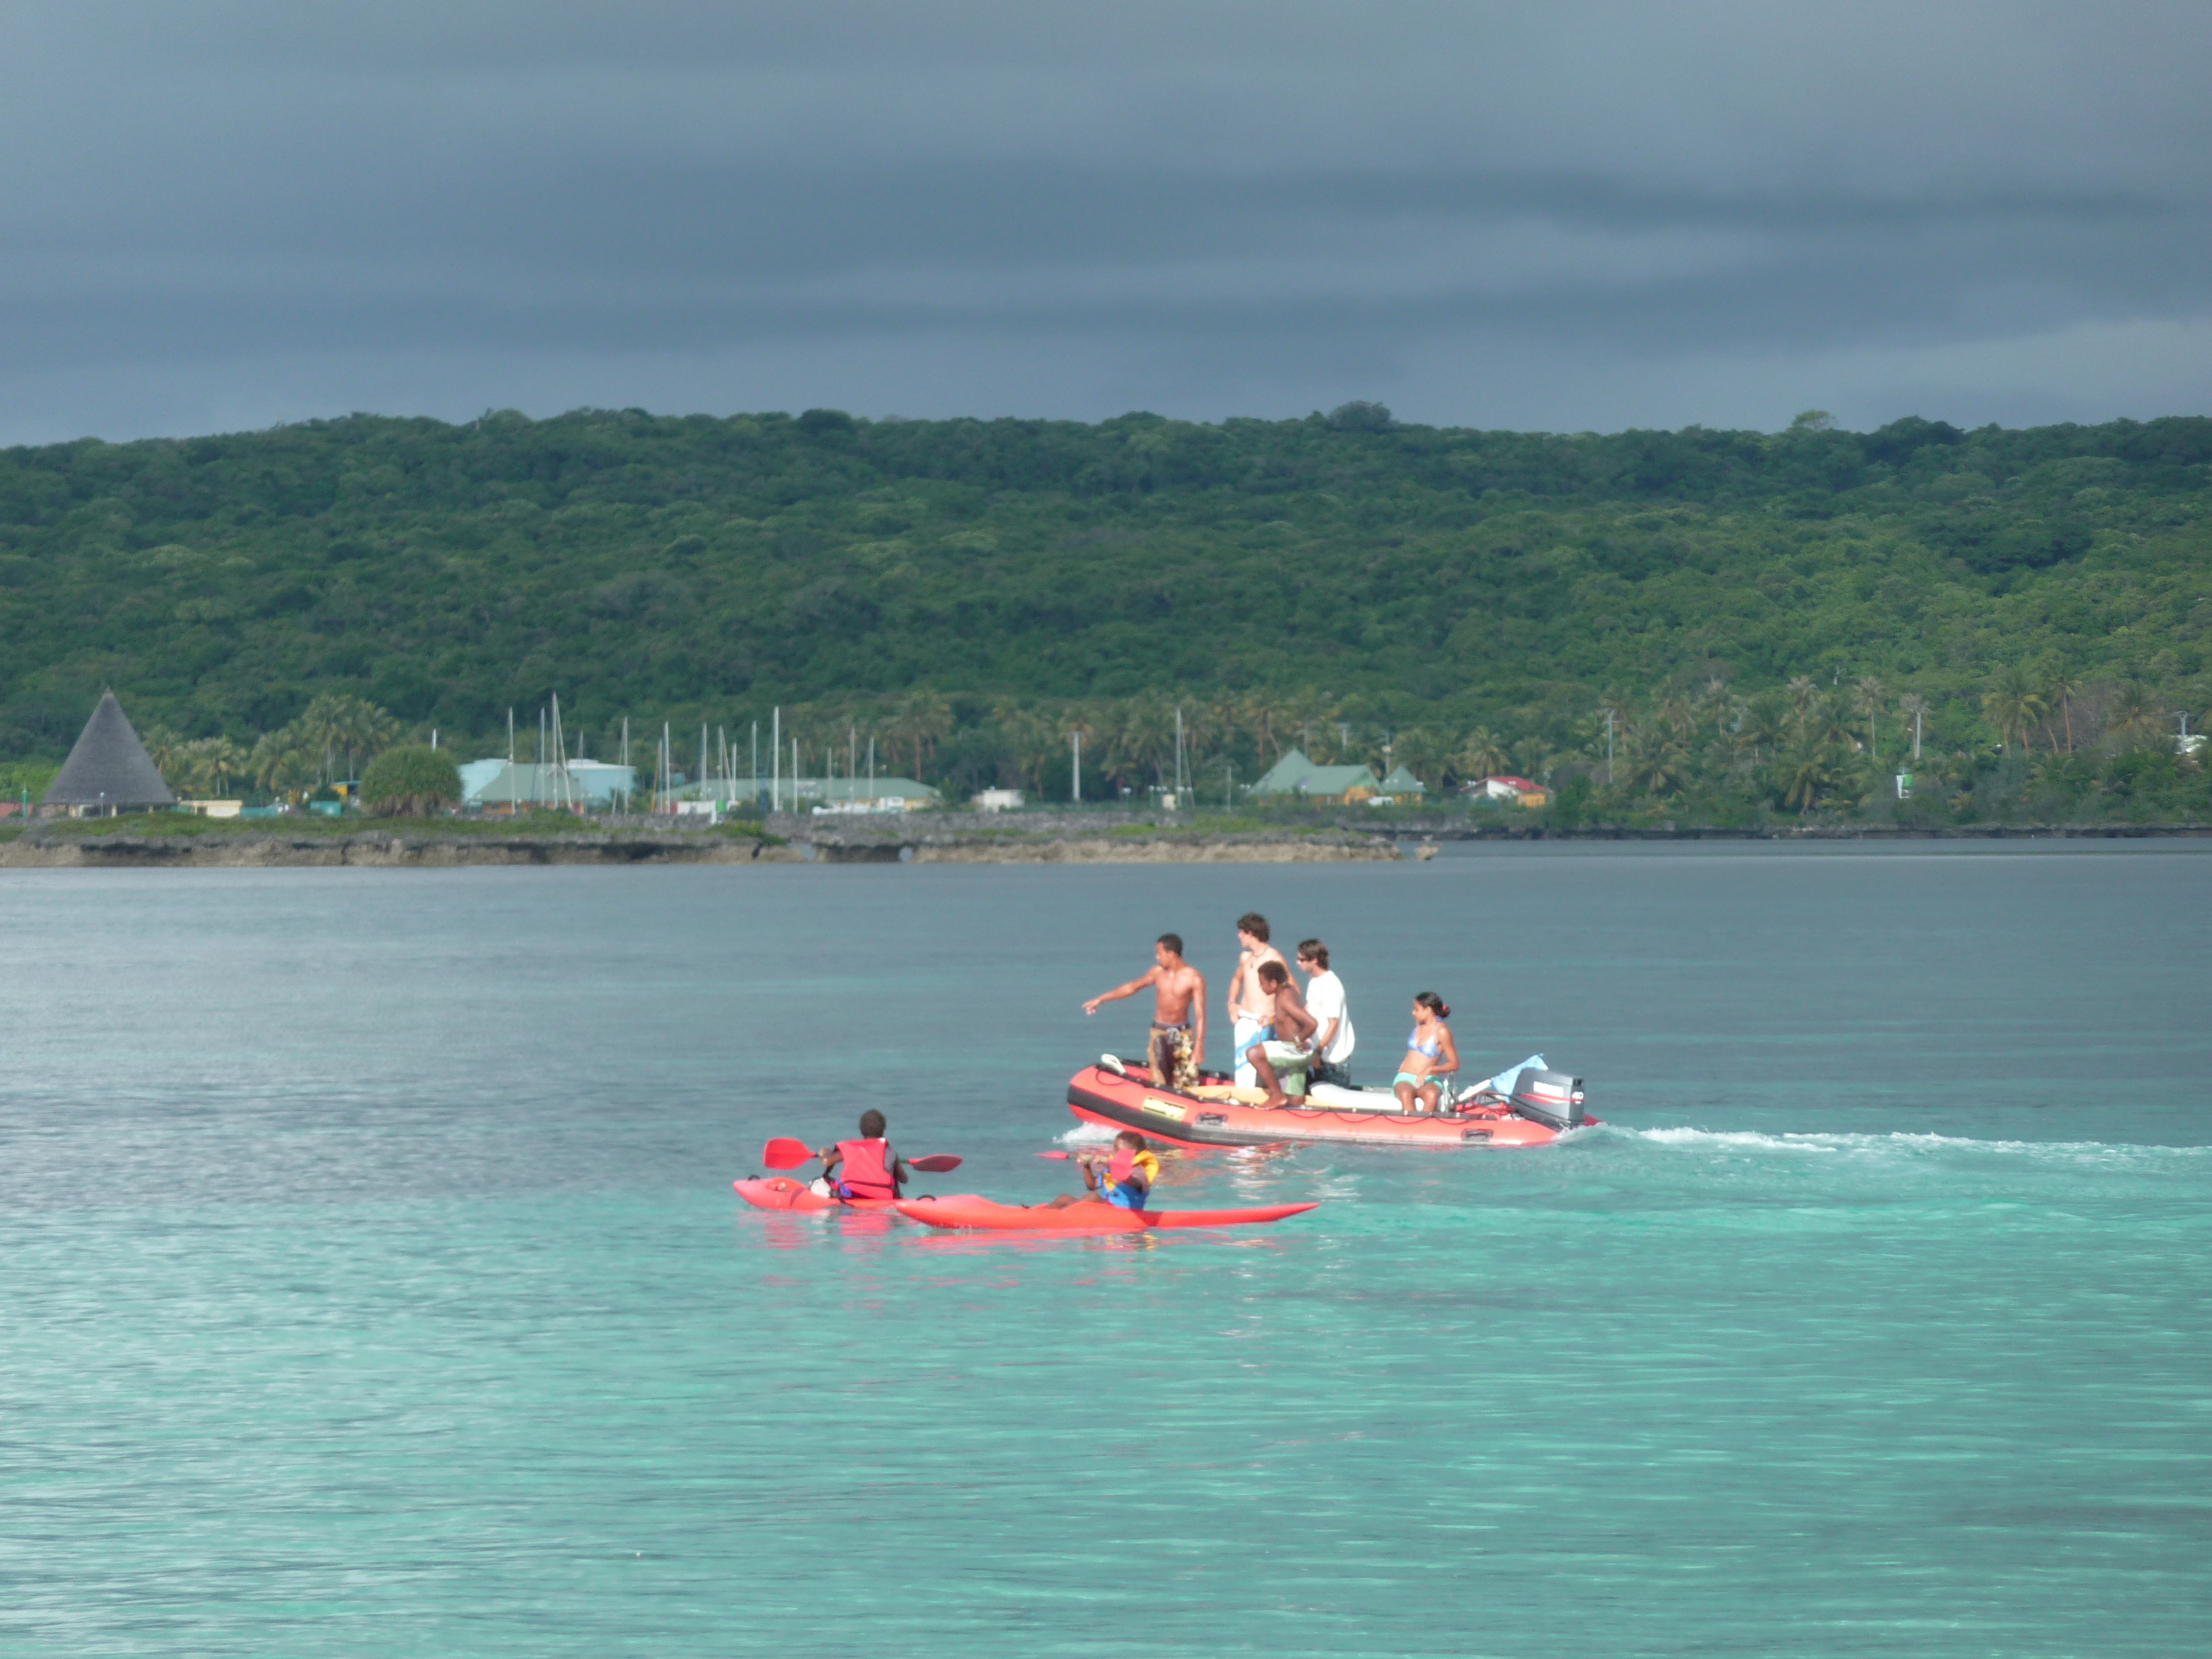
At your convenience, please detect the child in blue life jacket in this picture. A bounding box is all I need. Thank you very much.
[1042,1130,1160,1211]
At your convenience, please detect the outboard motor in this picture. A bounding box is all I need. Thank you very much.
[1509,1069,1587,1131]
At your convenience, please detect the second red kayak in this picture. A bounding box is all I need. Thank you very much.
[733,1176,896,1213]
[893,1194,1318,1233]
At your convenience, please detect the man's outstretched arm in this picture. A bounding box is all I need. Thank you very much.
[1083,968,1157,1016]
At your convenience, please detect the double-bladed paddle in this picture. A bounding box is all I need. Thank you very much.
[759,1138,961,1173]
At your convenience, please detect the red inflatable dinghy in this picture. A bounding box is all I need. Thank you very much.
[1067,1060,1590,1150]
[894,1194,1318,1234]
[733,1176,897,1213]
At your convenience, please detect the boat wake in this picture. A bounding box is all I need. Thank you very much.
[1608,1124,2212,1165]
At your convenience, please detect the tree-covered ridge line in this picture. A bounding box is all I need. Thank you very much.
[0,405,2204,780]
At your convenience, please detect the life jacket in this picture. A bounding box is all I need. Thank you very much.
[1100,1147,1159,1211]
[834,1138,897,1201]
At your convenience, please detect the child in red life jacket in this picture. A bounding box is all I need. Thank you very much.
[1042,1130,1161,1211]
[812,1109,909,1203]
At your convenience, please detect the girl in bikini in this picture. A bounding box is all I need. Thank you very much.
[1392,992,1459,1114]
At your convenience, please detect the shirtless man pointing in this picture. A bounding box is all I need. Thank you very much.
[1083,933,1207,1092]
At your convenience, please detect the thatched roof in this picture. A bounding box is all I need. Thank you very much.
[44,691,177,807]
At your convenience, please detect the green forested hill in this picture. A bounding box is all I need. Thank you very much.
[1,405,2206,815]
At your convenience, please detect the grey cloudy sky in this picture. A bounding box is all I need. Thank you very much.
[4,1,2209,444]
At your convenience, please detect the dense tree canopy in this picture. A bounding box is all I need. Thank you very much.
[0,407,2204,791]
[359,745,462,817]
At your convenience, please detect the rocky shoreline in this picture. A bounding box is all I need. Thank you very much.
[0,821,1399,869]
[1,813,2203,869]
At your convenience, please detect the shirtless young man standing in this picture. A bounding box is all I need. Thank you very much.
[1226,912,1288,1089]
[1083,933,1208,1091]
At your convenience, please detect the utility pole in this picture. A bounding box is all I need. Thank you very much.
[752,720,759,807]
[771,707,780,814]
[1604,708,1616,786]
[1072,729,1082,804]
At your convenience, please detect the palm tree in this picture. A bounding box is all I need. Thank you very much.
[1981,665,2046,757]
[1776,742,1840,816]
[1701,674,1732,738]
[1736,695,1785,765]
[1459,726,1510,780]
[1656,687,1697,744]
[1281,687,1333,759]
[297,694,352,784]
[141,726,185,782]
[2041,665,2081,753]
[1383,727,1444,792]
[249,726,316,799]
[1897,692,1930,761]
[1785,675,1819,742]
[2107,681,2164,749]
[1114,694,1177,790]
[886,691,952,776]
[1627,738,1691,799]
[1595,688,1634,785]
[1242,692,1286,759]
[1853,675,1885,761]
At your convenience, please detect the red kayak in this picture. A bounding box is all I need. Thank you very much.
[1067,1060,1589,1150]
[733,1176,897,1213]
[894,1194,1318,1233]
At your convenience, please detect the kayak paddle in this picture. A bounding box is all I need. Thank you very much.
[761,1137,817,1170]
[763,1139,960,1173]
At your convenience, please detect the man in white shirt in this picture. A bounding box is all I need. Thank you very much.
[1296,938,1355,1087]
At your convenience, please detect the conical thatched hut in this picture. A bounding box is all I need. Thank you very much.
[43,690,177,813]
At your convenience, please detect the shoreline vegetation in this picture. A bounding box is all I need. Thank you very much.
[2,408,2206,833]
[1,808,2203,869]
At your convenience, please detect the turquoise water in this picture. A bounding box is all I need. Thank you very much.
[4,847,2209,1656]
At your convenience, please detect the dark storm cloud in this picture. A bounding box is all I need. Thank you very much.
[3,1,2209,441]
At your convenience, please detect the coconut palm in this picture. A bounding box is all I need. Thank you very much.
[1113,694,1177,790]
[176,735,245,797]
[2106,681,2164,749]
[1281,687,1333,758]
[1459,726,1511,780]
[1736,695,1785,764]
[1595,688,1634,785]
[1241,692,1286,759]
[1897,692,1931,760]
[1981,665,2046,757]
[1656,687,1697,744]
[1852,675,1885,761]
[249,726,317,798]
[1785,675,1820,741]
[1700,674,1733,738]
[1776,742,1841,816]
[1626,738,1691,798]
[140,726,185,782]
[2041,665,2081,753]
[1394,727,1453,790]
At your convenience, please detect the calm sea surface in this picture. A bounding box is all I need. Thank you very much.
[3,846,2208,1657]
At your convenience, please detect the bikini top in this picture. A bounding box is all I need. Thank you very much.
[1405,1026,1445,1060]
